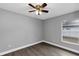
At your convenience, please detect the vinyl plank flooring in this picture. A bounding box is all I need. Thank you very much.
[3,42,79,56]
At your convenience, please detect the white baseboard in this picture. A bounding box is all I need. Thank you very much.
[0,41,43,56]
[43,40,79,54]
[0,40,79,56]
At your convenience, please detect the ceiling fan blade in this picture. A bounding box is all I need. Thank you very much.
[29,10,36,12]
[42,10,48,13]
[41,3,47,8]
[28,3,36,8]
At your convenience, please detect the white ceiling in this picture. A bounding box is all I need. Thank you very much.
[0,3,79,20]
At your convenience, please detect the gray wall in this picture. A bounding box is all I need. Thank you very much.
[44,11,79,52]
[0,9,43,53]
[0,7,79,54]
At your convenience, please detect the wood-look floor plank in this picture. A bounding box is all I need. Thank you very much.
[3,42,79,56]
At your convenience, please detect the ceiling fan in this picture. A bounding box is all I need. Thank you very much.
[28,3,49,15]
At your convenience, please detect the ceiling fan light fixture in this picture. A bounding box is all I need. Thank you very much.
[39,11,42,15]
[28,3,48,15]
[35,10,42,15]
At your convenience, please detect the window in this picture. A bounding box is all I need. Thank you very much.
[62,20,79,45]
